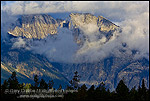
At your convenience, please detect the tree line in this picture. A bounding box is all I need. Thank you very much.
[1,71,149,100]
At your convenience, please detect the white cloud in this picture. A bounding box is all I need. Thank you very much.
[30,28,78,63]
[11,37,30,50]
[118,11,149,60]
[1,1,149,63]
[1,1,148,19]
[1,10,18,40]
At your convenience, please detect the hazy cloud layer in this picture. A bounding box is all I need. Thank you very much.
[1,1,149,21]
[1,1,149,63]
[28,28,78,63]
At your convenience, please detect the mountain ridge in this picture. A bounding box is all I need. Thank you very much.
[8,13,121,40]
[1,41,69,88]
[8,14,58,39]
[1,13,149,90]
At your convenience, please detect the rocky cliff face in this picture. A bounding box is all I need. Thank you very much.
[69,13,98,28]
[68,13,121,45]
[8,14,58,39]
[1,42,69,88]
[57,55,149,90]
[8,13,120,40]
[2,13,149,90]
[69,13,119,31]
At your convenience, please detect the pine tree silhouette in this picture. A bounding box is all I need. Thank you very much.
[87,85,95,99]
[69,71,81,89]
[33,75,39,89]
[95,82,107,100]
[140,79,147,100]
[116,79,129,100]
[7,71,20,89]
[39,78,48,89]
[1,71,149,100]
[48,80,54,89]
[77,84,87,100]
[129,86,138,100]
[2,71,20,100]
[1,80,8,90]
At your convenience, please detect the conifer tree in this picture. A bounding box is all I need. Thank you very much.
[116,79,129,99]
[33,75,39,89]
[2,72,20,100]
[48,80,54,89]
[77,84,87,100]
[95,82,107,99]
[39,78,48,89]
[7,71,20,89]
[129,86,138,100]
[1,80,9,96]
[141,79,147,100]
[70,71,81,89]
[2,80,8,90]
[87,85,95,99]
